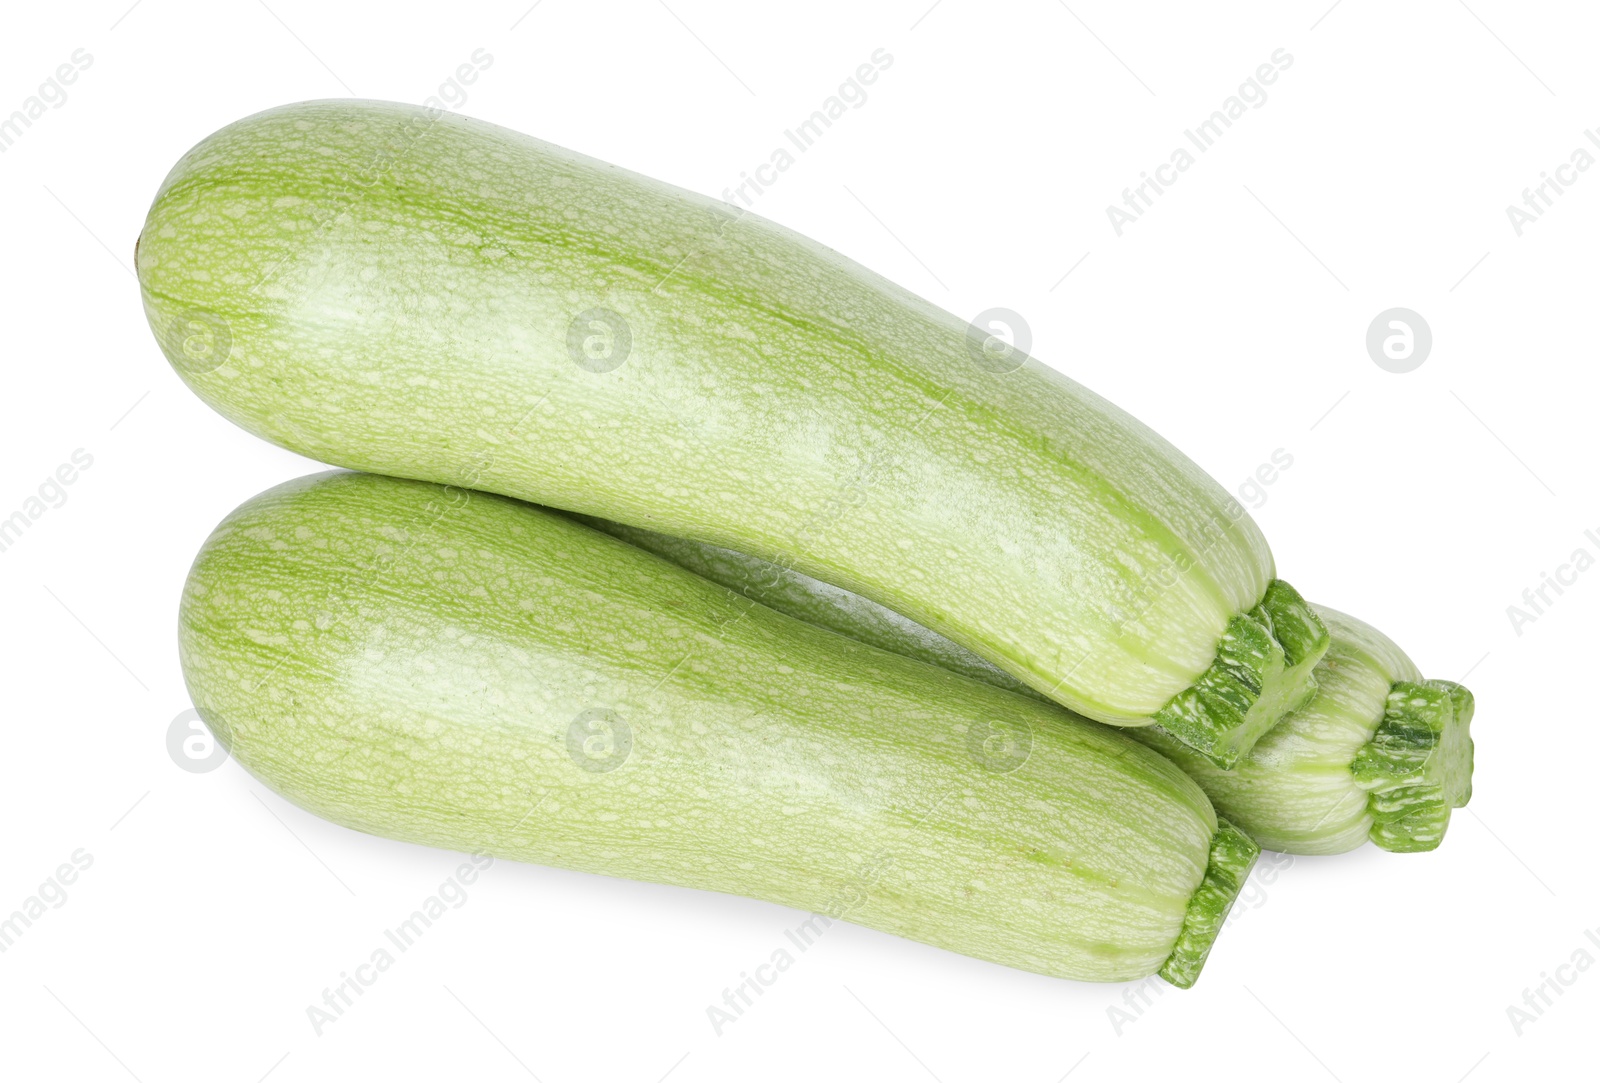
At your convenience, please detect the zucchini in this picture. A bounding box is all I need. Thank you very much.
[179,471,1256,986]
[598,519,1475,854]
[139,99,1327,767]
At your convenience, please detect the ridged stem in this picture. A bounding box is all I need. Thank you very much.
[1352,680,1475,852]
[1151,580,1329,769]
[1159,819,1260,988]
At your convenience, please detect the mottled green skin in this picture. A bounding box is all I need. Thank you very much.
[141,98,1309,738]
[578,515,1043,698]
[180,472,1247,984]
[599,526,1470,855]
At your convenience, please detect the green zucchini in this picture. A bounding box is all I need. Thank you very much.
[139,98,1327,767]
[179,471,1256,986]
[596,518,1475,854]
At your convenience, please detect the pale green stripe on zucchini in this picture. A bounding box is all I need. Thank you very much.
[180,472,1257,985]
[591,521,1472,855]
[139,98,1324,765]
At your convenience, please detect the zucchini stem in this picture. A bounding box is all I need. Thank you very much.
[1159,819,1260,989]
[1151,580,1329,769]
[1352,680,1476,852]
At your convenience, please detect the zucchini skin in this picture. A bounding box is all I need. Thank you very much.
[179,471,1248,984]
[140,99,1321,750]
[576,513,1044,699]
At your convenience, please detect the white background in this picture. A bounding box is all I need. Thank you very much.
[1,1,1595,1080]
